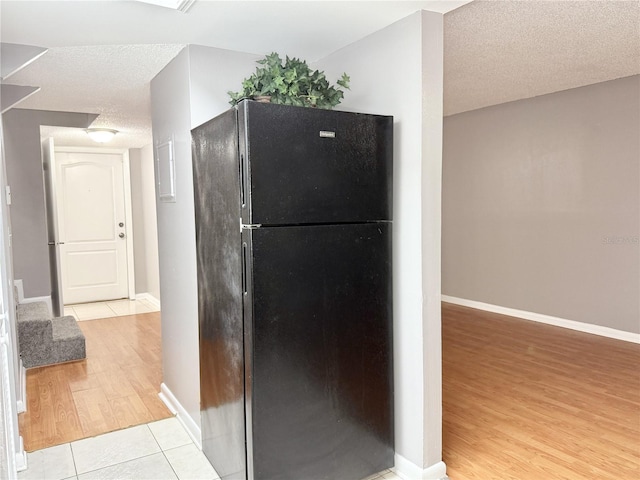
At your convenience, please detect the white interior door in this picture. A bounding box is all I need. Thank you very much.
[55,150,129,304]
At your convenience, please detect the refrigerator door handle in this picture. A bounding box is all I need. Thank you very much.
[242,241,248,295]
[240,153,246,207]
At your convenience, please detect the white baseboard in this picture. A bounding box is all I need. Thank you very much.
[394,455,448,480]
[13,280,23,303]
[159,383,201,449]
[442,295,640,344]
[15,436,27,472]
[16,359,26,413]
[135,293,161,309]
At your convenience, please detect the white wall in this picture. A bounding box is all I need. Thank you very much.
[420,13,444,473]
[151,47,201,433]
[315,10,445,477]
[188,45,260,130]
[150,45,259,438]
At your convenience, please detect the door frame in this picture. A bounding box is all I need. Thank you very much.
[42,138,64,315]
[52,146,136,302]
[1,123,24,475]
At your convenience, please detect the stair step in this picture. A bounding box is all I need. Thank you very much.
[51,316,86,366]
[17,308,86,368]
[16,302,50,322]
[52,315,84,340]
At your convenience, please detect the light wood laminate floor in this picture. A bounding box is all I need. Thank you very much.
[442,302,640,480]
[18,312,171,452]
[18,303,640,478]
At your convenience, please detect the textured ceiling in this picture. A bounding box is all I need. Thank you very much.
[2,0,639,148]
[444,0,640,115]
[11,44,185,147]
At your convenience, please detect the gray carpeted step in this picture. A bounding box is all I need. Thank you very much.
[16,301,86,368]
[17,316,53,368]
[16,302,50,321]
[51,316,86,365]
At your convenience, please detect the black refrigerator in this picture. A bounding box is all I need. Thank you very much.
[191,100,393,480]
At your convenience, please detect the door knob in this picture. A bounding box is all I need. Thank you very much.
[119,233,125,238]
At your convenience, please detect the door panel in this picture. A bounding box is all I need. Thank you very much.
[241,101,393,226]
[56,152,128,304]
[65,249,119,287]
[62,162,117,241]
[246,222,394,480]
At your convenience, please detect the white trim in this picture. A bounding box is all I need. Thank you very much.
[393,454,448,480]
[43,138,64,314]
[2,119,22,480]
[441,295,640,344]
[14,437,26,472]
[15,360,25,414]
[135,292,161,309]
[13,280,23,303]
[121,150,136,300]
[159,383,201,449]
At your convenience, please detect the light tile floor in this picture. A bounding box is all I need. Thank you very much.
[18,417,218,480]
[65,298,159,321]
[18,416,404,480]
[363,470,404,480]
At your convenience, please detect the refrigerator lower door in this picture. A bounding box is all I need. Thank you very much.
[243,223,393,480]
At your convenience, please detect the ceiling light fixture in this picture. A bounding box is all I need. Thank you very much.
[86,128,118,143]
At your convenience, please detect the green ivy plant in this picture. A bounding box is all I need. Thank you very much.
[228,52,350,109]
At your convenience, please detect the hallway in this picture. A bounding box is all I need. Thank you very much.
[18,309,170,452]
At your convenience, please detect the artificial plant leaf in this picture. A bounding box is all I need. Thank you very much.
[337,73,351,89]
[228,52,350,109]
[284,68,297,83]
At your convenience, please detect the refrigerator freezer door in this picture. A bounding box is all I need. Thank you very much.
[243,223,393,480]
[240,101,393,226]
[192,109,246,480]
